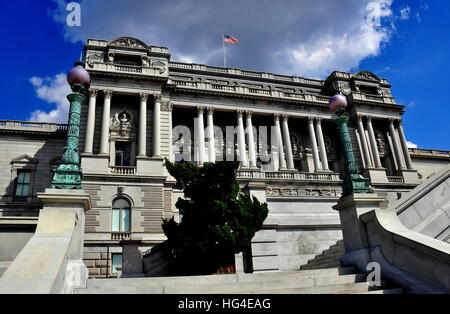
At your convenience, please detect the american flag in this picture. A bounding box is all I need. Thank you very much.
[224,35,238,44]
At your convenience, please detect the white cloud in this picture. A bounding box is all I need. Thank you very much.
[407,141,418,148]
[400,7,411,20]
[28,73,71,123]
[48,0,396,79]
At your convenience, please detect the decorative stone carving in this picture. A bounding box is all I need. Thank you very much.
[118,186,125,195]
[354,71,381,82]
[154,94,162,103]
[87,52,104,67]
[109,37,147,49]
[266,187,338,197]
[333,81,352,95]
[150,59,167,74]
[139,92,149,102]
[107,52,115,63]
[141,55,149,67]
[375,132,388,155]
[89,88,98,98]
[161,100,173,112]
[111,109,136,137]
[103,90,113,99]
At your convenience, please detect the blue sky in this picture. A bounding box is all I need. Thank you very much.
[0,0,448,150]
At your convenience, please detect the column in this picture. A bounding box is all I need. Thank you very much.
[315,117,329,171]
[397,119,414,170]
[308,117,321,172]
[100,90,112,155]
[197,106,206,164]
[356,115,373,168]
[237,110,249,167]
[389,118,406,170]
[366,116,382,168]
[138,93,148,157]
[84,88,97,154]
[274,114,287,170]
[246,111,257,168]
[153,95,161,157]
[206,107,215,163]
[281,115,295,170]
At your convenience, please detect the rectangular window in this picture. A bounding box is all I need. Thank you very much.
[115,142,131,167]
[111,254,122,274]
[15,170,31,197]
[112,208,131,232]
[112,209,121,232]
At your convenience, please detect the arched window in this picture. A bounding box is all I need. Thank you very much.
[111,198,131,232]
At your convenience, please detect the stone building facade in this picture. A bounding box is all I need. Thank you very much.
[1,36,449,278]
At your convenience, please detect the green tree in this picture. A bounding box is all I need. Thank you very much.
[162,160,269,275]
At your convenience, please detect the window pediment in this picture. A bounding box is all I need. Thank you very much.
[10,154,38,165]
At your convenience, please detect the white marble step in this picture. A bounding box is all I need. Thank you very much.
[77,267,371,294]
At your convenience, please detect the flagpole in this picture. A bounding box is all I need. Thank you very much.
[222,34,227,68]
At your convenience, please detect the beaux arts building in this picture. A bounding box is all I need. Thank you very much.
[0,37,449,278]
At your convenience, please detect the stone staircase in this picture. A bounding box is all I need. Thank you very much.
[300,240,345,270]
[76,266,402,294]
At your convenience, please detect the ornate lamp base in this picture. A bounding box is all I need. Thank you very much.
[51,164,83,189]
[342,174,373,197]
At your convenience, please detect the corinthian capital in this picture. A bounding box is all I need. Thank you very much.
[89,88,98,98]
[139,92,149,102]
[153,94,162,103]
[103,90,113,99]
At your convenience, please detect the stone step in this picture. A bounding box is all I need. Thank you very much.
[314,254,342,263]
[353,288,403,294]
[78,267,361,294]
[300,260,341,270]
[244,281,389,294]
[162,274,367,294]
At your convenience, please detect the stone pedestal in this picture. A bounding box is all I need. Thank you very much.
[0,189,91,294]
[401,169,420,184]
[120,238,144,278]
[363,168,388,184]
[136,156,165,176]
[80,155,109,174]
[245,181,267,203]
[332,193,384,270]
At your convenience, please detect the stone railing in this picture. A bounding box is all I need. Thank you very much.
[236,170,341,182]
[170,79,330,104]
[169,62,325,86]
[409,148,450,159]
[114,64,143,73]
[87,62,168,77]
[110,166,136,175]
[0,120,67,132]
[111,232,132,241]
[349,92,396,105]
[387,176,404,183]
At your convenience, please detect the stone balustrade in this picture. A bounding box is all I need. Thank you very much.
[0,120,67,132]
[387,176,404,183]
[170,79,330,104]
[169,62,325,86]
[88,62,167,77]
[110,166,136,175]
[236,170,341,182]
[409,148,450,159]
[111,232,132,241]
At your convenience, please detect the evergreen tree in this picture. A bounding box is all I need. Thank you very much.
[162,160,269,275]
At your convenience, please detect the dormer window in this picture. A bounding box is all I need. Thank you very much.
[114,54,142,66]
[359,85,379,95]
